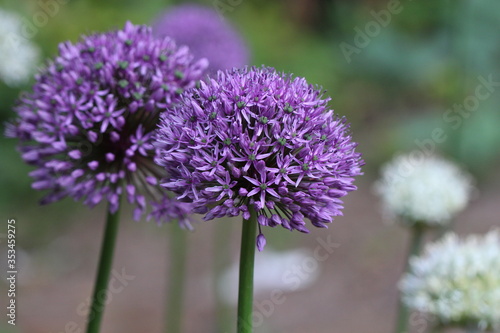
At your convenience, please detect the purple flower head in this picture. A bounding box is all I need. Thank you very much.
[6,22,208,227]
[152,4,249,73]
[155,67,363,248]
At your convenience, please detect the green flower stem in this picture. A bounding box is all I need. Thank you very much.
[165,224,188,333]
[395,224,426,333]
[237,208,258,333]
[86,203,122,333]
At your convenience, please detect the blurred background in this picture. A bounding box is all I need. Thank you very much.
[0,0,499,332]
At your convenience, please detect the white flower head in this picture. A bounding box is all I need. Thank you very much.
[0,9,40,87]
[374,152,473,226]
[400,230,500,330]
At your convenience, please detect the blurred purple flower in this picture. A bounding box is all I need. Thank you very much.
[6,22,208,227]
[256,233,267,252]
[155,66,363,248]
[152,4,249,73]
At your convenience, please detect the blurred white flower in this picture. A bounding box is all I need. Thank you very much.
[0,9,40,87]
[400,230,500,330]
[374,152,473,226]
[217,249,319,305]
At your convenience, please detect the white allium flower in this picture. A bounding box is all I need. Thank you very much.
[0,9,40,87]
[374,152,473,226]
[400,230,500,330]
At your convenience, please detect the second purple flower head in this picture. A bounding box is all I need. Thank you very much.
[155,67,363,250]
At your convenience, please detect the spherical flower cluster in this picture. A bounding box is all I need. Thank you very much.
[400,230,500,330]
[374,152,473,226]
[6,22,208,226]
[155,66,363,249]
[152,4,249,73]
[0,9,40,87]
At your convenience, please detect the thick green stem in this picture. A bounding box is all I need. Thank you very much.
[237,208,258,333]
[395,224,425,333]
[86,204,122,333]
[165,224,188,333]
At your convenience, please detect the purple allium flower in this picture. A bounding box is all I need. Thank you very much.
[152,4,249,73]
[6,22,208,227]
[155,67,363,248]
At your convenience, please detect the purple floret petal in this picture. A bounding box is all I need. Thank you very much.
[256,233,267,252]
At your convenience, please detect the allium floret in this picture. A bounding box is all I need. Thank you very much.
[6,22,208,226]
[155,66,363,249]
